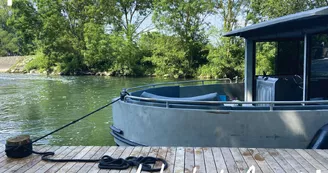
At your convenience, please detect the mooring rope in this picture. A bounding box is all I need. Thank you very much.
[5,91,168,172]
[6,143,168,171]
[32,98,120,143]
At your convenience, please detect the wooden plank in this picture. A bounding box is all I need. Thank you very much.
[154,147,168,169]
[22,146,69,173]
[266,149,297,173]
[305,149,328,170]
[148,147,159,157]
[203,147,217,173]
[285,149,316,172]
[67,146,102,173]
[99,146,126,173]
[257,148,285,173]
[184,147,194,173]
[144,147,159,172]
[174,147,184,173]
[230,148,248,173]
[275,149,308,173]
[165,147,176,173]
[314,149,328,159]
[57,146,94,172]
[0,145,4,153]
[110,147,134,173]
[128,147,151,173]
[295,149,326,171]
[77,146,110,173]
[118,146,143,173]
[0,145,51,172]
[37,146,79,173]
[87,146,118,173]
[0,145,44,167]
[212,148,227,173]
[239,148,263,173]
[0,153,5,164]
[221,147,239,173]
[45,146,85,173]
[0,150,6,161]
[248,148,273,173]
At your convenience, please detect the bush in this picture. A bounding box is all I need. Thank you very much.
[25,51,48,72]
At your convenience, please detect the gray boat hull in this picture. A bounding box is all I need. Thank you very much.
[112,100,328,148]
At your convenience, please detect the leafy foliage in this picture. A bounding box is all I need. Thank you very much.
[141,32,189,78]
[2,0,328,78]
[198,36,244,79]
[153,0,215,76]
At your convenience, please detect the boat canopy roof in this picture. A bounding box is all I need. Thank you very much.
[224,6,328,41]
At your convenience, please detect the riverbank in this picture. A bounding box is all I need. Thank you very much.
[0,56,25,73]
[0,56,120,76]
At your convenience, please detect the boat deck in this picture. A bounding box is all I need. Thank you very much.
[1,146,328,172]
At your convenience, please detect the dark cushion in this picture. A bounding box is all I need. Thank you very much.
[140,91,219,101]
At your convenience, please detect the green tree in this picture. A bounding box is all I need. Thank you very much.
[198,0,246,79]
[83,22,113,72]
[108,0,153,76]
[141,32,189,78]
[32,0,117,74]
[198,36,244,79]
[0,0,18,56]
[255,42,276,75]
[113,0,153,41]
[8,0,40,55]
[0,28,19,56]
[109,32,142,76]
[153,0,215,77]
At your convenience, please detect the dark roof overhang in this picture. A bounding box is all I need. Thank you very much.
[224,6,328,41]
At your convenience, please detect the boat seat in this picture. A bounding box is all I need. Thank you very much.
[140,91,219,101]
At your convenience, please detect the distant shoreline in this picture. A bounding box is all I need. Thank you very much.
[0,56,24,73]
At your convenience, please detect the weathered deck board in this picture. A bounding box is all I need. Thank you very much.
[203,148,217,173]
[165,147,176,173]
[212,148,227,173]
[1,145,50,172]
[221,147,239,173]
[1,146,328,173]
[266,148,296,173]
[45,146,85,173]
[119,146,142,173]
[174,147,185,173]
[184,147,194,173]
[230,148,249,173]
[275,149,307,173]
[239,148,263,173]
[77,146,110,173]
[257,148,285,173]
[285,148,317,172]
[248,148,273,173]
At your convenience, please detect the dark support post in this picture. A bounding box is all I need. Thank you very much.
[303,34,311,101]
[245,39,255,101]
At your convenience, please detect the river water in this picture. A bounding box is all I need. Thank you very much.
[0,73,173,146]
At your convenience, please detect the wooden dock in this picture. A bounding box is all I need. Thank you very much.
[1,146,328,172]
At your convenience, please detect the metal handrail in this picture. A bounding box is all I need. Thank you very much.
[125,95,328,105]
[125,78,233,92]
[124,95,328,111]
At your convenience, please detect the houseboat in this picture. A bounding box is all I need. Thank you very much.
[111,7,328,148]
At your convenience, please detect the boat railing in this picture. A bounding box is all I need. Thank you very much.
[124,95,328,111]
[125,78,233,92]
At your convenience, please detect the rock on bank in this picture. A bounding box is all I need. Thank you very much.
[0,56,25,72]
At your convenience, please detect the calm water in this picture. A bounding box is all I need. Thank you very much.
[0,73,174,146]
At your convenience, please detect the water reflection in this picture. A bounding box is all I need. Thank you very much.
[0,73,174,146]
